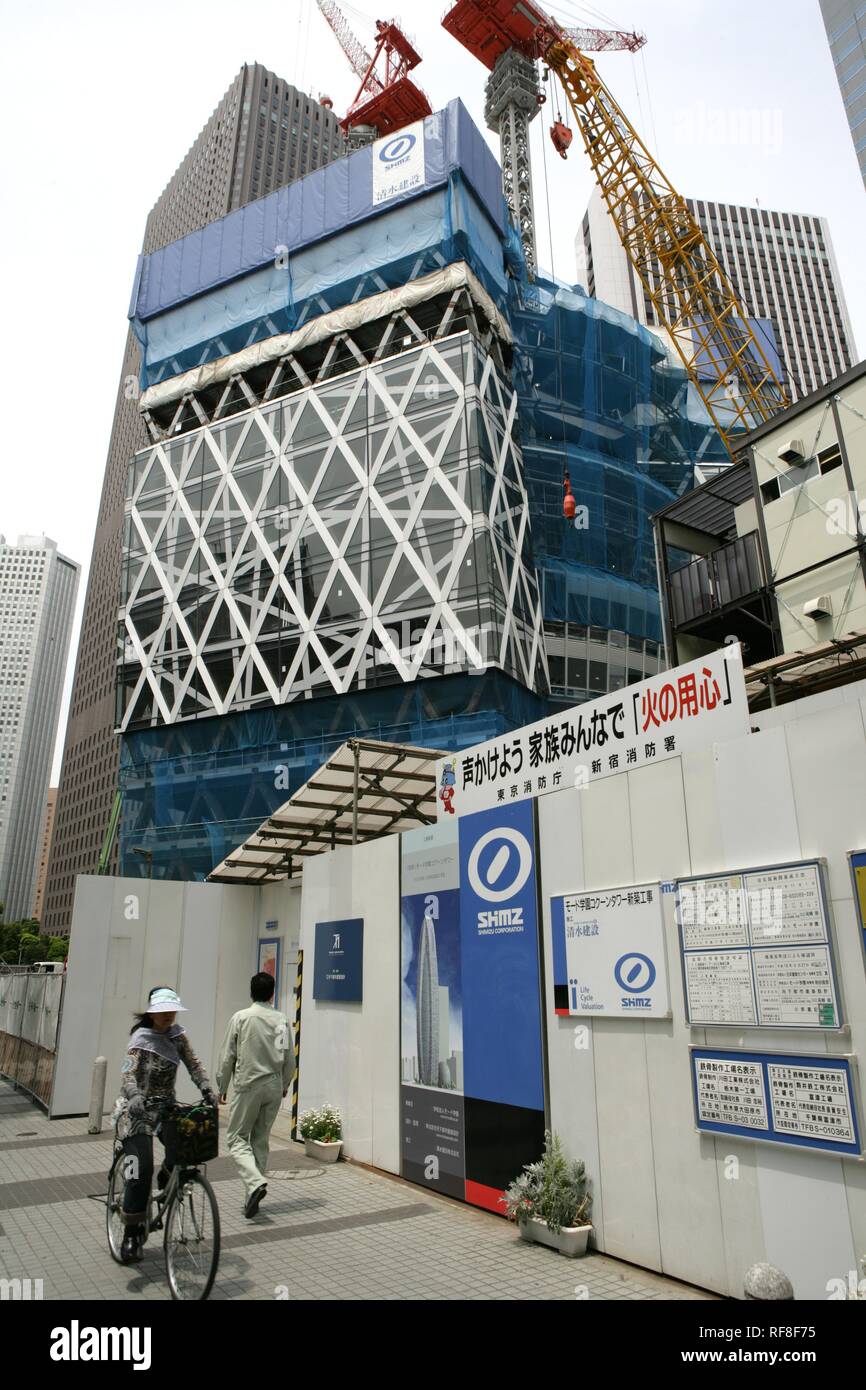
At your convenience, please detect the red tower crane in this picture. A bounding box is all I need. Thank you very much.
[442,0,646,64]
[316,1,432,139]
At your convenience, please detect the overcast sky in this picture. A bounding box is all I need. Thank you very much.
[1,0,864,781]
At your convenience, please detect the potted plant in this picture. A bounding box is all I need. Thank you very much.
[501,1131,593,1257]
[299,1104,343,1163]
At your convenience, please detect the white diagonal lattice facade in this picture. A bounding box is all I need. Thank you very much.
[117,332,547,731]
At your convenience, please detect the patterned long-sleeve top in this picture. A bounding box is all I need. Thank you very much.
[113,1025,213,1139]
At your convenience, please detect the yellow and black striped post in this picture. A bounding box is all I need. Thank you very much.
[291,949,303,1141]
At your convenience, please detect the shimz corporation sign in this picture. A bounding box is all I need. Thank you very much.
[436,645,750,819]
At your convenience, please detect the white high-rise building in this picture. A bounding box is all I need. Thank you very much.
[578,187,856,402]
[0,537,79,923]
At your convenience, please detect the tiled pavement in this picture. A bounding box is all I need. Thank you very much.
[0,1081,716,1301]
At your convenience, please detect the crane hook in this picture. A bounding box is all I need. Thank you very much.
[550,120,573,160]
[563,470,576,521]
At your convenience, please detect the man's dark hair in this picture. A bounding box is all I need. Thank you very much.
[251,972,276,1003]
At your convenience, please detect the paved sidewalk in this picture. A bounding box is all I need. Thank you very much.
[0,1081,715,1301]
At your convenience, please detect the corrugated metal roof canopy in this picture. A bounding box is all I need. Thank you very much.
[653,460,754,539]
[207,738,443,886]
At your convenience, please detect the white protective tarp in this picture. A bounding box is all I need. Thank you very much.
[139,261,511,415]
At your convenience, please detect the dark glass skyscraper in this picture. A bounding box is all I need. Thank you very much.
[820,0,866,188]
[43,65,344,934]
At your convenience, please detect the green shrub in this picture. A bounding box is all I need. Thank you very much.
[502,1131,592,1234]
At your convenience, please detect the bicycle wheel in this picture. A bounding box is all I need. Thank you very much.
[106,1152,126,1264]
[164,1169,220,1301]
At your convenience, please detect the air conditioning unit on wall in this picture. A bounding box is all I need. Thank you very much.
[803,595,833,620]
[777,438,807,466]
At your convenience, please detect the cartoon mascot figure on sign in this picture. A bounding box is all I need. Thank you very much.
[439,759,456,816]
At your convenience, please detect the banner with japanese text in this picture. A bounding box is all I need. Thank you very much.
[435,646,749,819]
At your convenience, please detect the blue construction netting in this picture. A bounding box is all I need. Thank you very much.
[117,672,547,882]
[509,274,728,640]
[135,177,509,387]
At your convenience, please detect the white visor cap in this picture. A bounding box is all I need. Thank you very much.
[147,987,187,1014]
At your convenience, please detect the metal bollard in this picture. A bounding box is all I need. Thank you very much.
[88,1056,108,1134]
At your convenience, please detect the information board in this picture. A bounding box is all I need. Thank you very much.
[312,919,364,1002]
[676,859,842,1029]
[551,882,670,1018]
[690,1048,862,1157]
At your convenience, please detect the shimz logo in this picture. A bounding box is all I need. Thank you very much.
[478,908,524,929]
[379,132,416,164]
[615,953,656,1010]
[468,827,532,903]
[50,1322,152,1371]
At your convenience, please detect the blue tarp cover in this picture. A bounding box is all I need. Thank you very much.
[131,99,503,324]
[136,180,508,386]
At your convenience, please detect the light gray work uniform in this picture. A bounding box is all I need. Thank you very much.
[217,1001,294,1200]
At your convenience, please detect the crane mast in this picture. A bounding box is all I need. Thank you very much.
[484,49,542,275]
[446,2,645,279]
[442,0,789,456]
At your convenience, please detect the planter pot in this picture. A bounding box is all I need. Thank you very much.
[518,1217,592,1258]
[304,1138,342,1163]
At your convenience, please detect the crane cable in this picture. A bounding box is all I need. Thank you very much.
[540,66,557,282]
[639,46,660,154]
[538,68,576,525]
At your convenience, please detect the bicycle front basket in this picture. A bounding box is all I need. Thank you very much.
[162,1102,219,1165]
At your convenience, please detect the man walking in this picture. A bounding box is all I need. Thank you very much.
[217,972,294,1218]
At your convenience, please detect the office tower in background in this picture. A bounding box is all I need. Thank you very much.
[43,65,345,935]
[31,789,57,922]
[0,540,79,923]
[579,187,856,401]
[820,0,866,188]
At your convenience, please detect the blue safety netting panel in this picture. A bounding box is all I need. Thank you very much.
[117,672,547,883]
[509,274,728,641]
[137,179,509,387]
[131,99,503,324]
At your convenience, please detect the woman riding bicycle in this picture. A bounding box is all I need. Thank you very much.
[112,986,218,1264]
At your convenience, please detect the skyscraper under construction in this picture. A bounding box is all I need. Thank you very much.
[42,64,344,934]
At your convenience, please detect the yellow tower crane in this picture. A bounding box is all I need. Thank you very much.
[443,0,790,459]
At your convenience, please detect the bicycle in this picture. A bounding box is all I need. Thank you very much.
[106,1101,221,1301]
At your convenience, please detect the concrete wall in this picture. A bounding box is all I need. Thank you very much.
[253,879,302,1012]
[53,877,258,1116]
[296,835,401,1173]
[253,879,301,1124]
[539,680,866,1299]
